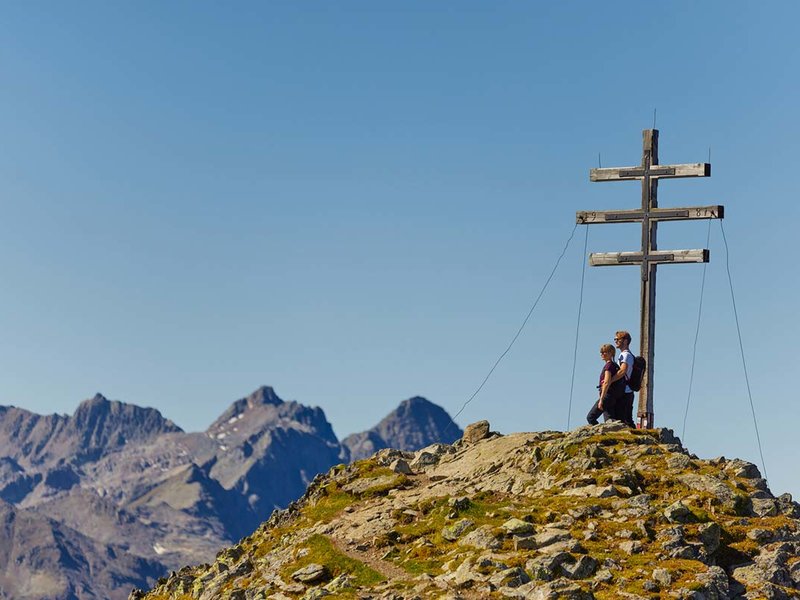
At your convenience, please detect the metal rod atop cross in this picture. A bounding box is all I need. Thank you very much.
[576,129,724,429]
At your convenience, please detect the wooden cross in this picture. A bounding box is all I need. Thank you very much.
[576,129,724,429]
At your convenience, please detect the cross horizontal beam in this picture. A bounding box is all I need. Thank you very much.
[590,162,710,182]
[576,205,724,224]
[589,249,709,266]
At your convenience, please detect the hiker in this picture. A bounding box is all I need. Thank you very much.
[586,343,624,425]
[610,330,635,427]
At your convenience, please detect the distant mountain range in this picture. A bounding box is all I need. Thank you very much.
[0,387,461,600]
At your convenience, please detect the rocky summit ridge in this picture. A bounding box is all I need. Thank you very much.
[134,420,800,600]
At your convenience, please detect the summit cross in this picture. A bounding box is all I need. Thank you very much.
[576,129,724,428]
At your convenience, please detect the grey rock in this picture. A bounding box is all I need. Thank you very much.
[0,499,165,600]
[777,493,800,517]
[657,428,682,446]
[448,497,470,511]
[657,525,685,549]
[513,535,538,550]
[677,473,741,512]
[752,497,779,517]
[526,552,572,581]
[698,522,721,554]
[696,565,730,599]
[790,560,800,586]
[619,540,643,554]
[459,525,502,550]
[562,485,618,499]
[325,573,355,593]
[291,563,329,584]
[666,454,692,470]
[593,569,613,583]
[389,458,413,475]
[505,577,595,599]
[652,568,671,586]
[489,567,530,588]
[502,518,534,535]
[748,528,774,543]
[462,420,491,444]
[342,474,398,495]
[728,459,761,479]
[442,518,474,541]
[560,555,597,580]
[410,451,439,469]
[534,528,572,549]
[642,580,658,592]
[669,543,703,560]
[664,500,693,523]
[230,559,254,577]
[449,557,482,588]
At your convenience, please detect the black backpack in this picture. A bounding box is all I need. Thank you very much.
[628,355,646,392]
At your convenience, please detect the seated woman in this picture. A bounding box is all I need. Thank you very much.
[586,343,624,425]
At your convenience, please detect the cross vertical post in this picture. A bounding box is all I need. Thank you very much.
[640,130,658,429]
[577,129,722,428]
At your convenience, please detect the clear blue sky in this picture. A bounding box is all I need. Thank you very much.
[1,3,798,496]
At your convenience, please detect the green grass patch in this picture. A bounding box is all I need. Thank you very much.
[247,524,293,560]
[362,474,408,497]
[401,557,444,576]
[280,534,385,588]
[302,484,357,524]
[353,459,395,479]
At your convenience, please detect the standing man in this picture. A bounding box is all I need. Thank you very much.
[610,331,635,427]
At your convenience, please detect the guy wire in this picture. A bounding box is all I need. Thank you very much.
[445,223,580,432]
[566,225,589,430]
[681,219,712,441]
[720,220,768,481]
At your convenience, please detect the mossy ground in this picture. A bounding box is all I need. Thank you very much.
[279,533,385,589]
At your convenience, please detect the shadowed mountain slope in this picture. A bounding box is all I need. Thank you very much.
[0,387,459,600]
[0,498,164,600]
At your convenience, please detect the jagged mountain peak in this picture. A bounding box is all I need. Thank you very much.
[386,395,447,421]
[207,387,338,446]
[71,393,182,441]
[246,385,284,408]
[74,392,178,423]
[342,395,462,462]
[395,395,432,411]
[209,386,285,428]
[0,393,182,471]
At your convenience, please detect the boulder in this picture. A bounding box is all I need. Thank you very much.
[462,420,491,444]
[442,519,475,542]
[560,555,597,580]
[291,564,329,584]
[459,525,502,550]
[664,501,692,523]
[502,518,534,535]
